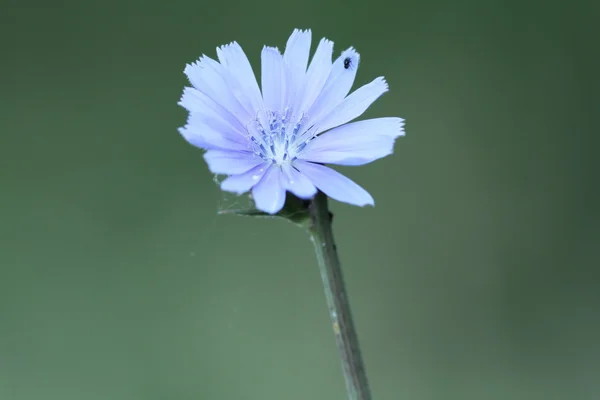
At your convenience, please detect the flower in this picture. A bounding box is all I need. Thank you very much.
[178,29,405,214]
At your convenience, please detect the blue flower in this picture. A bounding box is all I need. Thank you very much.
[178,29,405,214]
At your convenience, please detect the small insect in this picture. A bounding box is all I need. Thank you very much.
[343,57,351,70]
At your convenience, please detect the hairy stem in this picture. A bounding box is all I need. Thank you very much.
[308,191,372,400]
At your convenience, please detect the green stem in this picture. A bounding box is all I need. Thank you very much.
[307,191,372,400]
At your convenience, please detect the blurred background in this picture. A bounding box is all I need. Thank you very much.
[1,0,599,399]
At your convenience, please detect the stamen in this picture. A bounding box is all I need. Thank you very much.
[296,142,307,153]
[246,110,310,165]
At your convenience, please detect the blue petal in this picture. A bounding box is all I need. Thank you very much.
[297,38,333,114]
[203,150,263,174]
[283,29,312,112]
[216,42,264,116]
[179,88,244,131]
[299,117,404,165]
[293,161,374,207]
[305,48,360,128]
[179,113,248,151]
[314,77,389,134]
[283,29,312,76]
[221,163,270,194]
[179,88,247,137]
[281,164,317,199]
[252,166,287,214]
[261,47,286,112]
[184,56,252,124]
[178,126,242,152]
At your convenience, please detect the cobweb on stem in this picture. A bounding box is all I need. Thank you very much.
[212,173,257,215]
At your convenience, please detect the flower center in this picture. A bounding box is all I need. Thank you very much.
[246,110,314,165]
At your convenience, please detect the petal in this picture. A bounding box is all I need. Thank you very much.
[261,47,286,112]
[216,42,264,116]
[221,163,270,194]
[283,29,312,112]
[314,77,389,134]
[281,163,317,199]
[252,166,287,214]
[283,29,312,77]
[293,161,374,207]
[201,56,256,118]
[203,150,263,174]
[177,127,214,150]
[179,87,247,137]
[179,112,249,151]
[178,126,243,151]
[184,56,252,124]
[305,48,360,127]
[299,117,404,165]
[297,38,333,114]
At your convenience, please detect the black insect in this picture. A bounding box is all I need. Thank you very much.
[343,57,351,69]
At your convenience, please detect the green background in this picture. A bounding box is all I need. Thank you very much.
[1,0,599,399]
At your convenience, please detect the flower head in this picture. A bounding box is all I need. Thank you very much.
[179,29,405,214]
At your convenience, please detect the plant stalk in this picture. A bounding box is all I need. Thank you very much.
[307,191,372,400]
